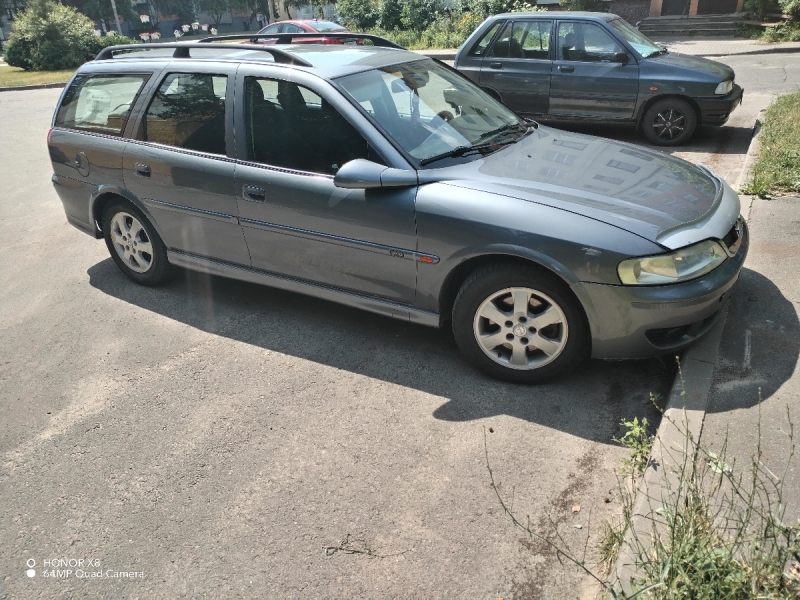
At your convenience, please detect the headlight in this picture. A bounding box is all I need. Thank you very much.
[618,240,728,285]
[714,80,733,95]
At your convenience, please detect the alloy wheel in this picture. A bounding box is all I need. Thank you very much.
[652,108,686,141]
[110,211,153,273]
[472,287,569,370]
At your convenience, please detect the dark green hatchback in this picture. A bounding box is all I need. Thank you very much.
[454,12,743,145]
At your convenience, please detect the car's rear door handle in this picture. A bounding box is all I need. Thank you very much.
[489,62,502,69]
[559,65,574,73]
[134,162,151,177]
[242,185,266,202]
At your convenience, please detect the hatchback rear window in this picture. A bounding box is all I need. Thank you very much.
[55,74,148,136]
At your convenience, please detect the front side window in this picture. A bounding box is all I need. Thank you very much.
[557,22,624,62]
[260,23,281,33]
[608,18,661,57]
[145,73,227,155]
[55,74,148,136]
[244,77,369,175]
[337,59,526,167]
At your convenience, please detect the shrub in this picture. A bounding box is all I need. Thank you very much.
[780,0,800,18]
[743,0,780,20]
[4,0,104,71]
[337,0,379,29]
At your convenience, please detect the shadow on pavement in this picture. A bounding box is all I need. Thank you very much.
[709,267,800,410]
[87,258,675,445]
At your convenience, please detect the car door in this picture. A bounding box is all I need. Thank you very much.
[232,67,418,303]
[479,19,553,115]
[122,64,251,266]
[549,21,639,119]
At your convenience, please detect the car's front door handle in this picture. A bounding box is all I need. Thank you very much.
[489,62,502,69]
[242,185,266,202]
[134,162,151,177]
[559,65,575,73]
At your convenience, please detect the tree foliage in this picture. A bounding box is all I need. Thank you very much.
[4,0,101,70]
[336,0,379,29]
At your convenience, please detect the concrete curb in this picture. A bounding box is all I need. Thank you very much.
[608,110,766,595]
[700,45,800,57]
[609,309,728,595]
[0,82,67,92]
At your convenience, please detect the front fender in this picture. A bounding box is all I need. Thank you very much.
[414,182,663,314]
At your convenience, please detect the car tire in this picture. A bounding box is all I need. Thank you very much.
[452,264,590,383]
[642,98,697,146]
[102,199,173,286]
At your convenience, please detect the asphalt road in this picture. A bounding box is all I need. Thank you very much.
[1,51,795,598]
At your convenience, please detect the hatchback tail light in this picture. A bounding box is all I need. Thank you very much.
[47,127,53,145]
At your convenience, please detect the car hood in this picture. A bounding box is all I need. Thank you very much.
[427,126,735,249]
[646,52,734,81]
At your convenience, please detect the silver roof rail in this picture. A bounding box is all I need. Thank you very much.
[94,42,313,66]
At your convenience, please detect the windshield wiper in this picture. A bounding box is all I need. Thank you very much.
[478,122,529,142]
[419,138,517,166]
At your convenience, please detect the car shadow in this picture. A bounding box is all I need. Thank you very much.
[707,267,800,411]
[87,258,763,444]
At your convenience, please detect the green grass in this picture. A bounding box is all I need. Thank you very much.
[0,66,74,89]
[743,91,800,197]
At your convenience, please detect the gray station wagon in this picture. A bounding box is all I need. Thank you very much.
[455,12,744,146]
[48,34,747,383]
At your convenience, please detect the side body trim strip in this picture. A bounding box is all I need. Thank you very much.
[239,217,439,264]
[167,249,441,328]
[143,197,239,224]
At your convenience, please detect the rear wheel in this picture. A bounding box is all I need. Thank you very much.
[452,264,590,383]
[102,199,173,286]
[642,98,697,146]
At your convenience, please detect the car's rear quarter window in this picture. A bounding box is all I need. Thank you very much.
[55,74,149,136]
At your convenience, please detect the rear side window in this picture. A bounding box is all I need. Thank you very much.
[468,22,502,57]
[55,74,148,136]
[145,73,227,155]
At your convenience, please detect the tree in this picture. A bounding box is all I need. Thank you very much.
[283,0,331,19]
[194,0,228,28]
[378,0,402,29]
[64,0,136,30]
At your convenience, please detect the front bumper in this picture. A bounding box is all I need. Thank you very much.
[696,84,744,126]
[573,220,749,360]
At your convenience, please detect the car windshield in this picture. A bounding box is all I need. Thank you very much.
[337,59,526,167]
[312,21,347,31]
[608,18,662,57]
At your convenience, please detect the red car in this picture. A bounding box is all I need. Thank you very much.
[255,19,354,44]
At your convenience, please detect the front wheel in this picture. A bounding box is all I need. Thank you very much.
[642,98,697,146]
[452,265,590,383]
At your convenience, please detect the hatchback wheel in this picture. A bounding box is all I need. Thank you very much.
[102,199,173,285]
[452,265,589,383]
[642,98,697,146]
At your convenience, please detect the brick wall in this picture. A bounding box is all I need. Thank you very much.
[609,0,652,23]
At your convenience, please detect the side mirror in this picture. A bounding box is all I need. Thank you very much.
[611,52,630,65]
[333,159,417,189]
